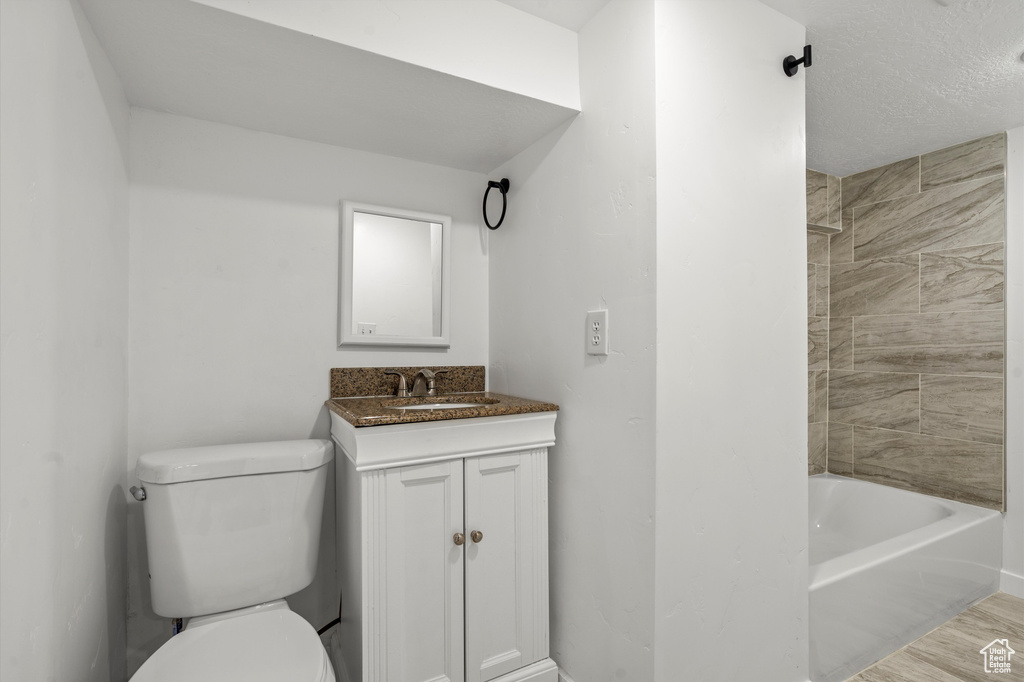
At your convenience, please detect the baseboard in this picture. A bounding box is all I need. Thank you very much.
[1001,568,1024,598]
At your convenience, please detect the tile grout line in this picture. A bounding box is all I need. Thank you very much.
[825,228,831,475]
[845,240,1007,269]
[829,369,1003,380]
[827,421,1003,447]
[841,169,1003,213]
[841,308,1003,317]
[828,369,1004,380]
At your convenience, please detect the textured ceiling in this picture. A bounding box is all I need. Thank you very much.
[495,0,611,31]
[762,0,1024,176]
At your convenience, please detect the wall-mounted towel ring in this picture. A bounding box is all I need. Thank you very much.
[483,178,510,230]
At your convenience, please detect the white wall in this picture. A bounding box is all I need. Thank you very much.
[652,2,808,680]
[1003,126,1024,597]
[0,1,130,680]
[126,109,489,674]
[193,0,580,110]
[489,1,657,679]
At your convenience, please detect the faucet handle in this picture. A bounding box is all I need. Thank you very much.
[384,370,410,397]
[432,369,449,393]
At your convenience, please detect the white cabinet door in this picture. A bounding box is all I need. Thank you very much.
[384,460,465,682]
[464,450,549,682]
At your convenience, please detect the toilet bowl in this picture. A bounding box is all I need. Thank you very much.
[130,601,332,682]
[129,439,335,681]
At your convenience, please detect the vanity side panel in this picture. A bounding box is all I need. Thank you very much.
[334,450,364,682]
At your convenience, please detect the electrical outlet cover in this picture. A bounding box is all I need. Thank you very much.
[585,310,608,356]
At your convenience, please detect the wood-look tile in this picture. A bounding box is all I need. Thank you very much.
[854,594,1024,682]
[830,209,854,265]
[841,157,920,210]
[827,422,853,476]
[807,371,815,423]
[808,264,816,316]
[906,599,1024,682]
[921,133,1006,191]
[972,593,1024,640]
[811,370,828,423]
[920,243,1004,313]
[808,232,830,265]
[853,426,1003,509]
[827,173,842,227]
[829,370,920,433]
[921,375,1004,445]
[830,256,919,317]
[808,316,828,370]
[853,311,1004,377]
[807,169,829,225]
[809,422,827,475]
[815,264,830,317]
[849,650,962,682]
[829,316,853,370]
[854,176,1005,261]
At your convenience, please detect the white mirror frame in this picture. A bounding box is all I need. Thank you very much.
[338,201,452,348]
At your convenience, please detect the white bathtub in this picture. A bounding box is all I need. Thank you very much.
[809,474,1002,682]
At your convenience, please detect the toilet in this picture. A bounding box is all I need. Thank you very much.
[129,439,336,682]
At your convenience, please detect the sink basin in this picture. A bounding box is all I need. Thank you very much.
[379,396,500,411]
[393,402,480,410]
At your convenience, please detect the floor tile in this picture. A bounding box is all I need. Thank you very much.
[848,650,962,682]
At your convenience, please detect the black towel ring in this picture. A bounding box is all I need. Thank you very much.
[483,178,510,230]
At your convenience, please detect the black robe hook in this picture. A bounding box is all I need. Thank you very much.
[483,178,510,230]
[783,45,812,77]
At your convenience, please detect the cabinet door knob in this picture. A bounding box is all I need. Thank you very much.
[470,530,483,543]
[453,532,465,546]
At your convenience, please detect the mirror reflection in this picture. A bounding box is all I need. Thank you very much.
[339,202,451,348]
[351,212,443,338]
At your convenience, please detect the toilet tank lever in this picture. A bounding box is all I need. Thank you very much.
[130,485,147,502]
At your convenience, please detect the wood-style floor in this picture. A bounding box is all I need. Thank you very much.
[847,592,1024,681]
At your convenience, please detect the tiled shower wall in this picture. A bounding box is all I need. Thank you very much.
[807,169,839,475]
[806,133,1006,510]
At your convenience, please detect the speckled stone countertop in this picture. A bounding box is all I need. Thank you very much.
[327,392,559,428]
[330,366,486,398]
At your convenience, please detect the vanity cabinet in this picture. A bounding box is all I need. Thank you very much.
[331,410,558,682]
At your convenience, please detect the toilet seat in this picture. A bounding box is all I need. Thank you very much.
[130,608,333,682]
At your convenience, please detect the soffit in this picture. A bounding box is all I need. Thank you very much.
[78,0,580,174]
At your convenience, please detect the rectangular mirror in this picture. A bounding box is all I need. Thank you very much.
[339,202,451,347]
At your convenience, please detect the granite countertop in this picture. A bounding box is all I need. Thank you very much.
[327,391,559,427]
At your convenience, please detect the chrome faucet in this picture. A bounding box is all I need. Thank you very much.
[411,368,448,397]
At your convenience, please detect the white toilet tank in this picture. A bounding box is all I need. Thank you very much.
[135,439,334,618]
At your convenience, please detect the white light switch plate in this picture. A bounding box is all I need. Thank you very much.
[586,310,608,356]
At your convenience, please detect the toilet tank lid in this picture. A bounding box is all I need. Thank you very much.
[137,439,334,484]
